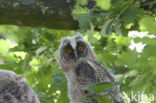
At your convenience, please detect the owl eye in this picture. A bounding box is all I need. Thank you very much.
[66,48,72,54]
[78,46,84,51]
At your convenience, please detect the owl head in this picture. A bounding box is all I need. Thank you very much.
[59,33,97,68]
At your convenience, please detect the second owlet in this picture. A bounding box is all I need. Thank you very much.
[59,33,125,103]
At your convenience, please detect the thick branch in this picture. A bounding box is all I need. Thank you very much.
[0,0,155,30]
[0,0,78,30]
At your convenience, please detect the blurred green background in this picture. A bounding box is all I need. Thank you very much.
[0,0,156,103]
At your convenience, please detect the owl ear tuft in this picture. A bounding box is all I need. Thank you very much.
[60,37,66,43]
[75,32,83,39]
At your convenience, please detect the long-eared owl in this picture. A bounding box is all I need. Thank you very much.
[59,33,125,103]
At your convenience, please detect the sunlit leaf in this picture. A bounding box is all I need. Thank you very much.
[139,16,156,35]
[96,0,111,10]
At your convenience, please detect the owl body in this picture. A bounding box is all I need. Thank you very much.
[0,70,40,103]
[59,33,125,103]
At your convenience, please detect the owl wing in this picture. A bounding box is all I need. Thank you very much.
[75,61,125,103]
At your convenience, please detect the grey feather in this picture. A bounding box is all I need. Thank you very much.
[0,70,40,103]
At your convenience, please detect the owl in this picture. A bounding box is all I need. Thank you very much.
[59,33,125,103]
[0,70,40,103]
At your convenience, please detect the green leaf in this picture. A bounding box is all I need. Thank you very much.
[149,57,156,68]
[73,13,95,31]
[96,0,111,10]
[143,45,156,57]
[100,19,114,35]
[115,35,131,46]
[139,16,156,35]
[76,0,88,6]
[72,6,89,15]
[0,39,11,53]
[134,37,156,45]
[121,6,143,29]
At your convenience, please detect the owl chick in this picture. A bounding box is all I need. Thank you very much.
[0,70,40,103]
[59,33,125,103]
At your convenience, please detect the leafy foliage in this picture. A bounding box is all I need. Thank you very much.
[0,0,156,103]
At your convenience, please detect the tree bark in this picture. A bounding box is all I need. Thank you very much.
[0,0,155,30]
[0,0,78,30]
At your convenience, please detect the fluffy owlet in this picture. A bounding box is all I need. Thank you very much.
[59,33,125,103]
[0,70,40,103]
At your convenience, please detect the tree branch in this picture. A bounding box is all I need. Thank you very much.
[0,0,78,30]
[0,0,155,30]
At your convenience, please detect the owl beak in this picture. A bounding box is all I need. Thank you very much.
[74,50,78,58]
